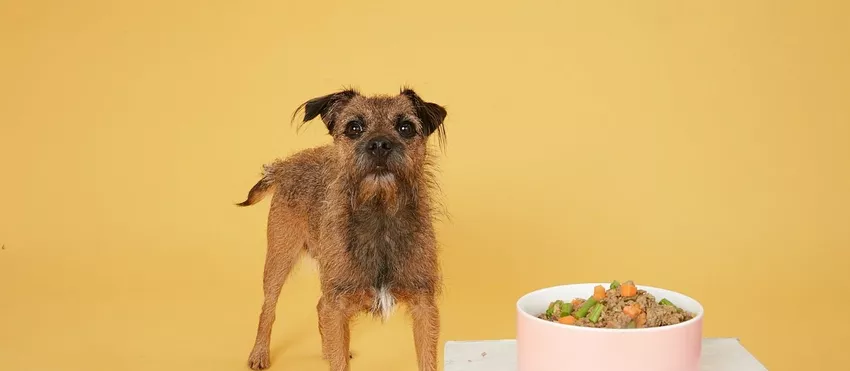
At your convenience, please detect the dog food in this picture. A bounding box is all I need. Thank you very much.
[537,281,696,329]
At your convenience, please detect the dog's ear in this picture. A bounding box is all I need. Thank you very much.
[401,89,447,138]
[294,89,358,133]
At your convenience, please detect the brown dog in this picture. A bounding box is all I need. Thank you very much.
[237,88,447,371]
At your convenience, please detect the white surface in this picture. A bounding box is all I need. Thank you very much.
[444,338,767,371]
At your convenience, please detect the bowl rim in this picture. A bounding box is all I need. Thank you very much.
[516,282,705,334]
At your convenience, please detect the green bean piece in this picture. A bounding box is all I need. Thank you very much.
[574,296,597,318]
[560,302,573,317]
[546,301,557,317]
[555,300,566,315]
[588,303,604,323]
[659,298,678,309]
[627,320,636,329]
[610,280,621,290]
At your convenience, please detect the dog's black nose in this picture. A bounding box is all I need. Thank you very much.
[367,137,393,158]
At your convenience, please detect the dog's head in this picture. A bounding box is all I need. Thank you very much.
[294,88,447,207]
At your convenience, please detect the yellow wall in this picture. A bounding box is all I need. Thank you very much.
[2,0,848,370]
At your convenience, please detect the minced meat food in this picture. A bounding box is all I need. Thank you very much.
[536,280,696,329]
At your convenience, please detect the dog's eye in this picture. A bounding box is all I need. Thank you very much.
[345,120,364,138]
[396,120,416,139]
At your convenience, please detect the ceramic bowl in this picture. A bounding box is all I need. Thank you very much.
[516,283,704,371]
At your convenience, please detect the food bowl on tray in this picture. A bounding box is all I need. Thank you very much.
[516,281,704,371]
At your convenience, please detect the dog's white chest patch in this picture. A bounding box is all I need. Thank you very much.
[373,286,396,322]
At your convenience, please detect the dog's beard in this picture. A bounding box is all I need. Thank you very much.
[350,152,413,213]
[355,172,400,212]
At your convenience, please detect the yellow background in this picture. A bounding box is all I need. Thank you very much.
[2,0,848,370]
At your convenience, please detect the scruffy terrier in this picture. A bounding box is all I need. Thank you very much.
[237,88,447,371]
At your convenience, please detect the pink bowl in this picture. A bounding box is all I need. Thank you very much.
[516,283,704,371]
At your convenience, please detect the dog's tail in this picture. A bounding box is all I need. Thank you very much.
[235,162,282,207]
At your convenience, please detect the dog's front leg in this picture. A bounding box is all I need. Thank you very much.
[318,293,356,371]
[410,294,440,371]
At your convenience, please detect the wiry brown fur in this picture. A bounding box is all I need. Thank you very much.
[238,88,447,371]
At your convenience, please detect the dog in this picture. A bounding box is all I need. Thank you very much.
[237,87,447,371]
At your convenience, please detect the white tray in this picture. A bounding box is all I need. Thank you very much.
[444,338,767,371]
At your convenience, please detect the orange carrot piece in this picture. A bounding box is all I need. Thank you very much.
[558,315,577,325]
[593,285,606,301]
[636,312,647,327]
[571,298,582,308]
[623,305,641,319]
[620,283,637,297]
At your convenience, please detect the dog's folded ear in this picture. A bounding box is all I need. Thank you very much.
[400,89,447,139]
[294,89,358,133]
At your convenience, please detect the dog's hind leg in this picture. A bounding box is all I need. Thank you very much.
[247,206,307,370]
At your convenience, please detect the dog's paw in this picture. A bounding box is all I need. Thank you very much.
[248,348,270,370]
